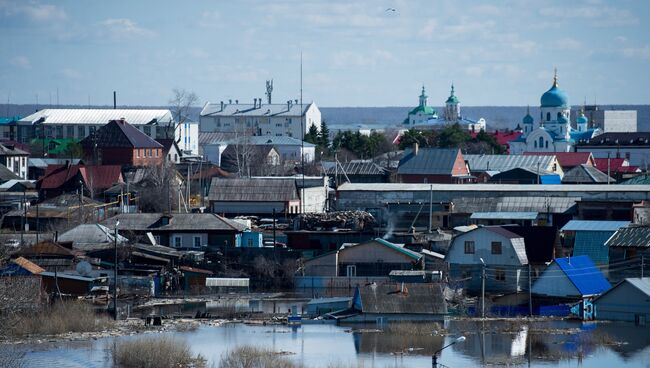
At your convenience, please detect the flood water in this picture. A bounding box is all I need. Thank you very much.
[7,319,650,367]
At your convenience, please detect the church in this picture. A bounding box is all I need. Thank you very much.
[403,85,486,132]
[510,71,600,154]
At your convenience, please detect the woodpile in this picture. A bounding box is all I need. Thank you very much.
[297,211,375,231]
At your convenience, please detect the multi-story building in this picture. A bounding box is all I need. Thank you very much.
[16,109,199,155]
[199,99,321,139]
[0,143,29,180]
[575,132,650,170]
[584,107,637,133]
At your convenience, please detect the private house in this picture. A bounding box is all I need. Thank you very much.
[531,255,611,300]
[560,220,630,266]
[101,213,246,250]
[36,163,123,199]
[397,146,471,184]
[446,226,529,294]
[488,167,561,185]
[220,144,281,174]
[241,136,316,163]
[11,241,78,271]
[505,226,558,275]
[199,99,322,140]
[18,109,198,155]
[561,164,615,184]
[286,230,373,257]
[28,158,83,180]
[593,158,640,181]
[302,238,423,277]
[0,163,21,183]
[470,130,523,153]
[57,223,129,247]
[464,154,563,177]
[80,119,164,167]
[524,151,595,171]
[0,142,29,179]
[323,161,390,186]
[209,178,301,216]
[349,282,447,321]
[605,226,650,281]
[575,132,650,169]
[157,139,182,164]
[593,278,650,323]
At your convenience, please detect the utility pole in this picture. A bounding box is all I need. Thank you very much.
[642,256,644,278]
[113,221,119,320]
[607,152,611,185]
[428,184,433,233]
[528,264,532,316]
[480,258,486,319]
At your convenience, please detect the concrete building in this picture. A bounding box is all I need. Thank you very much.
[446,226,529,293]
[584,107,638,133]
[199,99,321,139]
[594,278,650,323]
[575,132,650,170]
[17,109,199,155]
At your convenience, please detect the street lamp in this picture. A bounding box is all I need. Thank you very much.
[113,220,119,320]
[432,336,466,367]
[480,257,486,319]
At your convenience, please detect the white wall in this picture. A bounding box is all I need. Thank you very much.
[170,232,208,248]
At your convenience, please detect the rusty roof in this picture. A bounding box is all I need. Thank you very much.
[12,256,45,274]
[354,282,447,314]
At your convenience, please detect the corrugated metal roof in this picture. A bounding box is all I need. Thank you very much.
[554,256,611,296]
[337,182,650,192]
[81,119,162,149]
[562,164,614,184]
[101,213,246,232]
[200,102,314,117]
[625,278,650,297]
[199,131,237,145]
[29,158,82,168]
[40,271,96,282]
[355,282,447,314]
[622,174,650,185]
[323,161,388,176]
[58,224,128,244]
[373,238,422,261]
[525,152,593,168]
[0,164,21,181]
[0,143,29,156]
[561,220,630,232]
[470,212,538,220]
[209,178,298,202]
[19,109,173,125]
[465,154,555,172]
[397,148,462,175]
[605,226,650,248]
[454,196,578,214]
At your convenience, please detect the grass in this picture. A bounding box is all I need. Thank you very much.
[10,300,111,337]
[219,346,302,368]
[112,336,205,368]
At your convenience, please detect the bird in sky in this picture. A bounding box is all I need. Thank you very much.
[386,8,396,12]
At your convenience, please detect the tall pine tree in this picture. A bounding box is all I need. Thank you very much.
[319,121,330,149]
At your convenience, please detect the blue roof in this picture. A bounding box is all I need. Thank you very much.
[570,129,596,143]
[576,114,588,124]
[561,220,630,232]
[555,256,611,296]
[0,116,20,125]
[523,113,534,124]
[540,83,568,108]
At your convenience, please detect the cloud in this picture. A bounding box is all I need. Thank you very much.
[622,45,650,61]
[60,68,83,79]
[98,18,156,40]
[9,56,30,69]
[418,19,438,39]
[538,5,638,27]
[0,2,67,23]
[331,49,393,68]
[555,38,582,50]
[464,66,484,77]
[198,10,222,29]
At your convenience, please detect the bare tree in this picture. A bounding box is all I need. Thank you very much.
[137,163,182,212]
[167,88,199,140]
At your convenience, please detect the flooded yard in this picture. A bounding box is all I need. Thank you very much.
[5,319,650,367]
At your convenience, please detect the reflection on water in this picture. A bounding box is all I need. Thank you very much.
[8,319,650,368]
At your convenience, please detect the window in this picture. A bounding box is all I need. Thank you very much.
[557,112,562,120]
[346,265,356,277]
[546,112,551,121]
[539,137,544,149]
[147,149,151,157]
[55,126,63,138]
[78,126,85,137]
[174,154,178,161]
[495,269,506,281]
[173,236,182,248]
[89,126,96,135]
[491,241,502,254]
[545,141,548,148]
[143,126,151,136]
[534,141,537,148]
[193,236,201,248]
[136,149,140,158]
[155,149,159,157]
[464,241,475,254]
[66,126,74,137]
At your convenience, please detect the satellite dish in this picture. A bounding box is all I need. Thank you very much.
[76,261,92,277]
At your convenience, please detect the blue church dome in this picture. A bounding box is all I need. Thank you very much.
[576,113,588,124]
[558,115,568,124]
[523,113,534,124]
[540,71,568,108]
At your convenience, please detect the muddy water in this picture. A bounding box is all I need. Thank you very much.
[7,319,650,367]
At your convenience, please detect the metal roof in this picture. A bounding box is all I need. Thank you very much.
[605,226,650,248]
[337,182,650,193]
[372,238,422,261]
[470,212,538,220]
[19,109,173,125]
[554,256,611,296]
[454,196,578,214]
[241,136,315,147]
[101,213,246,232]
[29,158,82,168]
[323,161,388,176]
[561,220,630,232]
[562,164,614,184]
[624,278,650,297]
[200,101,315,117]
[354,282,447,314]
[397,148,462,175]
[80,119,163,149]
[209,178,298,202]
[40,271,97,282]
[58,224,129,244]
[464,154,555,172]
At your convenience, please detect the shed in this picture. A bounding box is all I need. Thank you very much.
[593,278,650,324]
[531,255,611,299]
[351,282,447,320]
[560,220,630,266]
[562,164,615,184]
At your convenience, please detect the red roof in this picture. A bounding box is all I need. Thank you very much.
[189,166,231,180]
[524,152,594,169]
[594,158,639,174]
[38,164,123,191]
[470,131,523,146]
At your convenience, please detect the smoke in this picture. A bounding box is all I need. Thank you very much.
[382,207,396,240]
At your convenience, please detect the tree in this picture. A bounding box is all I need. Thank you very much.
[167,88,199,139]
[398,129,438,150]
[318,121,330,149]
[438,123,471,148]
[304,124,319,145]
[474,130,505,154]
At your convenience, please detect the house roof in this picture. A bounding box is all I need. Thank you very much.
[354,282,447,314]
[38,164,123,191]
[622,174,650,185]
[464,154,556,172]
[155,138,179,154]
[198,131,237,145]
[562,164,615,184]
[397,148,462,175]
[12,256,45,274]
[561,220,630,232]
[371,238,422,261]
[221,144,278,172]
[595,278,650,303]
[554,256,611,296]
[577,132,650,146]
[200,101,315,118]
[0,164,21,181]
[605,226,650,248]
[29,158,82,169]
[0,143,29,156]
[453,196,578,214]
[323,161,388,176]
[13,241,75,258]
[58,224,128,244]
[504,226,557,264]
[0,180,35,191]
[470,212,538,220]
[19,109,173,126]
[234,135,316,147]
[101,213,246,232]
[189,166,231,180]
[524,151,593,169]
[208,178,298,202]
[81,119,163,149]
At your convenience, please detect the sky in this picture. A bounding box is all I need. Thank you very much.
[0,0,649,108]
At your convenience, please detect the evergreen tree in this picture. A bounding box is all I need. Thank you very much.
[319,121,330,149]
[438,123,471,148]
[304,124,319,145]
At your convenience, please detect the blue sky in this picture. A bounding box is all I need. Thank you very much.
[1,0,649,107]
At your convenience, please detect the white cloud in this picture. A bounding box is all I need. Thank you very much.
[60,68,83,79]
[98,18,156,40]
[538,5,638,27]
[9,56,30,69]
[555,38,582,50]
[198,10,222,29]
[622,45,650,61]
[464,66,484,77]
[418,19,438,39]
[331,49,393,68]
[0,2,67,22]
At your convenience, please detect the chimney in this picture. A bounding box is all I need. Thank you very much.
[229,99,232,104]
[413,142,419,156]
[220,101,224,110]
[259,98,262,107]
[113,91,116,109]
[235,99,239,104]
[287,100,291,110]
[253,98,257,108]
[295,99,298,105]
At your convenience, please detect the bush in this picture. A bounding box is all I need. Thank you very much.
[219,346,302,368]
[10,300,110,337]
[112,336,205,368]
